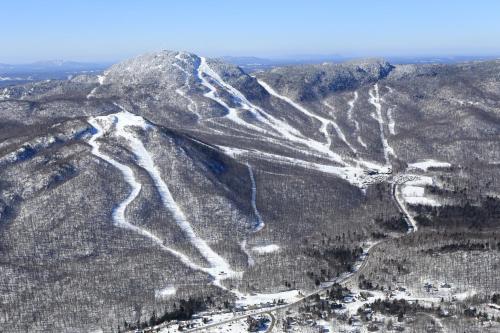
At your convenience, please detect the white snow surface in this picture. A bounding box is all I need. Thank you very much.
[394,183,418,231]
[198,57,269,134]
[0,88,10,100]
[408,159,452,171]
[240,240,255,266]
[401,176,441,207]
[252,244,280,254]
[155,285,176,299]
[235,289,300,307]
[387,106,396,135]
[86,74,106,99]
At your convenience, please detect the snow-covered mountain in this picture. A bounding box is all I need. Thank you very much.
[0,51,499,332]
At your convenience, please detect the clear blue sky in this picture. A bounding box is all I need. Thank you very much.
[1,0,499,63]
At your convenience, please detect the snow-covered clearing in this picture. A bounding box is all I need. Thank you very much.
[369,84,396,164]
[394,182,418,231]
[0,88,10,100]
[87,114,216,292]
[408,159,451,171]
[247,164,265,232]
[235,289,300,307]
[155,285,176,300]
[401,176,441,207]
[252,244,280,254]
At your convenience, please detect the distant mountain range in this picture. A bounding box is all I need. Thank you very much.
[0,60,112,87]
[221,54,500,72]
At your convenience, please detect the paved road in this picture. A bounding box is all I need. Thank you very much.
[265,312,276,332]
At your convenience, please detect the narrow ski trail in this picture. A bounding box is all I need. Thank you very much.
[369,84,396,165]
[347,91,367,148]
[323,100,358,154]
[247,164,264,232]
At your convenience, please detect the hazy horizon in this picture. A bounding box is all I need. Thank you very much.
[1,53,499,66]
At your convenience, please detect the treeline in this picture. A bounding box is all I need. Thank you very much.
[303,246,363,275]
[362,299,427,321]
[414,196,500,230]
[423,241,494,254]
[120,297,207,332]
[374,214,408,233]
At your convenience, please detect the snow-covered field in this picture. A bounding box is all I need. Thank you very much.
[408,159,452,171]
[251,244,280,254]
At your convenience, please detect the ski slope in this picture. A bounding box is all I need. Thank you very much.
[88,109,242,290]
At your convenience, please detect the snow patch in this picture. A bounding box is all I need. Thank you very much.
[252,244,280,254]
[235,289,300,307]
[155,285,176,299]
[408,159,451,171]
[387,107,396,135]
